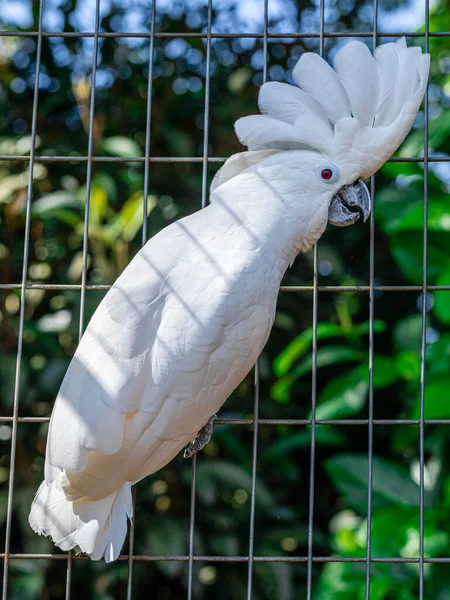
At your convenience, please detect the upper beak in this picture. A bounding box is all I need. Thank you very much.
[328,179,371,227]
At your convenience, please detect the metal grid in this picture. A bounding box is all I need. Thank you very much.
[0,0,441,598]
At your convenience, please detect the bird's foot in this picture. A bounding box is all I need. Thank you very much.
[183,414,217,459]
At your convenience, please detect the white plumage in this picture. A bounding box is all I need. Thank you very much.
[29,38,429,561]
[235,37,429,180]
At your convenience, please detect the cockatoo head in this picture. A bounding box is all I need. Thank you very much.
[223,38,429,227]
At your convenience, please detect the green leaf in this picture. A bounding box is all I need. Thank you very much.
[38,208,81,227]
[314,368,368,421]
[273,321,386,378]
[31,191,80,216]
[400,110,450,158]
[7,560,45,598]
[273,323,342,377]
[411,378,450,419]
[88,187,107,224]
[120,192,157,242]
[394,196,450,233]
[100,192,157,244]
[293,347,364,380]
[375,184,424,234]
[434,267,450,324]
[380,159,423,181]
[270,372,298,404]
[271,347,364,404]
[351,320,387,336]
[260,428,346,463]
[102,136,142,157]
[371,355,399,389]
[395,351,421,381]
[390,231,450,284]
[325,454,431,512]
[93,172,118,204]
[304,355,396,435]
[426,333,450,380]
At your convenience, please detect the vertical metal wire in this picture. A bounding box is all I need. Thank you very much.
[65,0,102,597]
[306,2,324,597]
[246,364,260,600]
[142,0,157,246]
[78,0,102,341]
[246,5,268,598]
[127,5,157,597]
[126,487,137,600]
[200,0,213,209]
[187,1,212,597]
[365,3,378,597]
[1,2,45,598]
[419,1,430,597]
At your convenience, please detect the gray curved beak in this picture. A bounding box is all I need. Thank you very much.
[328,179,371,227]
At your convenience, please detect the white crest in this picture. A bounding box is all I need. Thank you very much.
[235,38,430,182]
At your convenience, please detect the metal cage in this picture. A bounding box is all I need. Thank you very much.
[0,0,445,598]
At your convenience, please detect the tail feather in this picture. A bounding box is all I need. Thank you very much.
[29,475,132,562]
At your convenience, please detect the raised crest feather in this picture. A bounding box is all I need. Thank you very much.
[333,41,380,126]
[258,81,325,124]
[235,38,429,181]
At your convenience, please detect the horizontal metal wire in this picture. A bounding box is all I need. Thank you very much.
[1,553,449,564]
[2,417,450,425]
[0,156,224,164]
[0,155,447,164]
[1,283,449,292]
[0,30,449,39]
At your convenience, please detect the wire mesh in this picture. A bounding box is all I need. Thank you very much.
[0,0,442,598]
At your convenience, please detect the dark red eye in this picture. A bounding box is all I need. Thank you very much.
[321,168,333,180]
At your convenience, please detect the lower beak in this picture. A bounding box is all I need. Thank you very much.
[328,179,371,227]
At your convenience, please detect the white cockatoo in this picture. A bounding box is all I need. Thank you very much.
[29,38,429,561]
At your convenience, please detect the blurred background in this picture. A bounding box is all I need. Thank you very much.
[1,0,450,598]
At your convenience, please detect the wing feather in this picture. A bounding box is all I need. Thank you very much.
[45,226,183,480]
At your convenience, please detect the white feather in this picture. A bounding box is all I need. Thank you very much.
[334,41,381,126]
[210,150,280,192]
[373,41,400,126]
[294,114,334,153]
[29,476,131,562]
[292,52,351,123]
[375,39,425,127]
[235,115,320,151]
[258,81,327,124]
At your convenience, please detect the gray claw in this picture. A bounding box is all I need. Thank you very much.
[183,414,217,459]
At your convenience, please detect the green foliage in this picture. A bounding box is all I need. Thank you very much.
[325,454,431,511]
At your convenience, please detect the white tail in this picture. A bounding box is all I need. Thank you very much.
[28,474,132,562]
